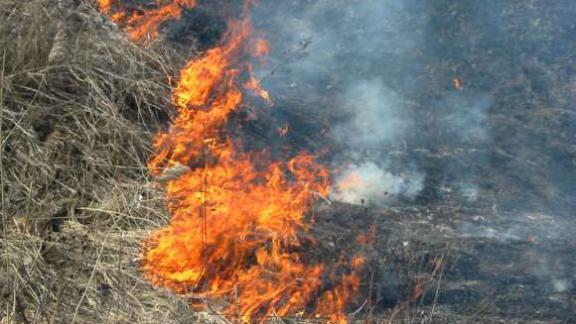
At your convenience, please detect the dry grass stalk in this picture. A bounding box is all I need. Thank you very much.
[0,0,216,322]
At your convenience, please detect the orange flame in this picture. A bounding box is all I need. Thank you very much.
[252,37,271,57]
[336,171,365,193]
[245,63,272,104]
[97,0,113,14]
[99,0,197,41]
[101,1,364,321]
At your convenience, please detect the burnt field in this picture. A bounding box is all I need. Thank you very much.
[1,0,575,323]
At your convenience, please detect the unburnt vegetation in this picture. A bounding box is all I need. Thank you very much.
[0,1,206,322]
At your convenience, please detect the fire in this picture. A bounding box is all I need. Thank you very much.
[100,1,364,322]
[336,171,365,193]
[97,0,113,14]
[98,0,197,41]
[252,37,271,58]
[245,63,272,105]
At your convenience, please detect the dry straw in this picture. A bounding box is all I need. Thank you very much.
[0,0,220,322]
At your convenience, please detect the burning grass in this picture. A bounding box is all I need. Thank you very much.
[0,1,446,322]
[97,0,198,42]
[102,0,365,320]
[0,1,364,322]
[4,0,572,323]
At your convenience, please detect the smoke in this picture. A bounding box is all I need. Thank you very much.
[332,161,423,205]
[434,92,493,146]
[248,0,576,316]
[248,0,576,213]
[253,0,427,94]
[252,0,502,207]
[456,182,480,203]
[252,0,429,204]
[429,91,493,202]
[333,78,408,149]
[456,211,575,295]
[329,78,424,204]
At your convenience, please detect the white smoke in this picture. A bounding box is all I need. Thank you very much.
[334,78,408,148]
[254,0,504,206]
[330,78,424,204]
[332,161,423,205]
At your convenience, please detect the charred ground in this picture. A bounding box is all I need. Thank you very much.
[1,0,575,323]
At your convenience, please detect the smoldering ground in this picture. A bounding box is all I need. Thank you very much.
[246,1,576,318]
[247,0,576,215]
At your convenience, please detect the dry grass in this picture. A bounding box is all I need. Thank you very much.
[0,0,211,322]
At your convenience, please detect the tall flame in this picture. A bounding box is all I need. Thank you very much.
[100,1,364,322]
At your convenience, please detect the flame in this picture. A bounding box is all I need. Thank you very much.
[336,171,366,193]
[101,1,363,321]
[97,0,113,14]
[245,63,272,104]
[98,0,197,41]
[252,37,271,58]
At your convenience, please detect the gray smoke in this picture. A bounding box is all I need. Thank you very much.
[251,0,576,213]
[331,161,423,205]
[246,2,576,314]
[329,78,423,204]
[434,92,493,145]
[253,0,429,204]
[333,78,408,149]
